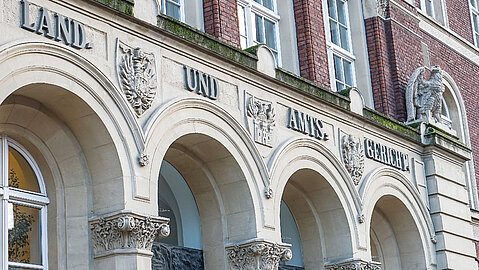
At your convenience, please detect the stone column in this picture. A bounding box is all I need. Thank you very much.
[89,211,170,270]
[226,239,292,270]
[324,259,381,270]
[422,130,477,269]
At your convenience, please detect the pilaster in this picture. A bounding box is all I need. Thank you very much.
[422,131,477,269]
[89,211,170,270]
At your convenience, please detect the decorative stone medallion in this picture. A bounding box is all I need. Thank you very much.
[117,41,158,116]
[246,96,275,147]
[226,240,292,270]
[342,135,365,185]
[89,211,169,257]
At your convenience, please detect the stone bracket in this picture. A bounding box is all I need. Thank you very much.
[226,239,292,270]
[89,211,170,258]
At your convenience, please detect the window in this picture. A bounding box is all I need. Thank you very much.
[0,136,49,269]
[471,0,479,46]
[238,0,281,65]
[162,0,184,21]
[325,0,356,92]
[420,0,447,26]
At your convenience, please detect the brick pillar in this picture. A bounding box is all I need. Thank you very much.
[292,0,330,88]
[203,0,240,47]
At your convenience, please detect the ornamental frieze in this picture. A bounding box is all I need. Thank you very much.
[226,240,292,270]
[89,211,170,256]
[117,41,158,116]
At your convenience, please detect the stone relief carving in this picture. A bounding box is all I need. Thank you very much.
[342,135,365,185]
[226,240,292,270]
[325,260,381,270]
[89,211,169,256]
[406,66,447,127]
[117,41,157,116]
[247,96,275,147]
[139,152,149,167]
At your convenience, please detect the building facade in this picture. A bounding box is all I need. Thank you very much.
[0,0,478,269]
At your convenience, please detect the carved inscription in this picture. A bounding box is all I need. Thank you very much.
[184,66,219,100]
[364,138,410,171]
[20,0,93,49]
[287,108,329,141]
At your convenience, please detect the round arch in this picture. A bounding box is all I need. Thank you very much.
[147,97,268,268]
[269,138,363,268]
[360,167,436,269]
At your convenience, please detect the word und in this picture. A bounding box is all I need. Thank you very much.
[184,66,219,100]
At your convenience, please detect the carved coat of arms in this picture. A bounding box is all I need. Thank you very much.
[117,42,157,116]
[406,66,445,125]
[247,96,275,147]
[342,135,364,185]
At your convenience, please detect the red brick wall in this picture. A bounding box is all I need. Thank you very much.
[445,0,474,44]
[293,0,330,88]
[203,0,240,47]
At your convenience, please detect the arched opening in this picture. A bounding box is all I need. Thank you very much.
[281,168,353,270]
[280,200,304,269]
[152,133,256,269]
[369,195,427,270]
[0,83,126,269]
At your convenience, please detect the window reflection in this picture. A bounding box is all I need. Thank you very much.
[8,147,40,193]
[8,204,41,265]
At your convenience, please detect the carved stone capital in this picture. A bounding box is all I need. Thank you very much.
[226,239,292,270]
[325,259,381,270]
[89,211,169,257]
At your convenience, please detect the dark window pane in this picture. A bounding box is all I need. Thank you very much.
[8,204,41,265]
[264,19,277,50]
[255,15,264,43]
[337,0,347,25]
[330,20,339,46]
[263,0,274,10]
[340,25,349,51]
[166,1,181,20]
[343,59,353,86]
[333,55,343,81]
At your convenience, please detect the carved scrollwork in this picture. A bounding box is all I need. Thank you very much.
[342,135,365,185]
[89,211,169,256]
[325,259,381,270]
[117,41,157,116]
[226,240,291,270]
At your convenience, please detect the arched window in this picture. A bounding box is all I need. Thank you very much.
[0,135,49,269]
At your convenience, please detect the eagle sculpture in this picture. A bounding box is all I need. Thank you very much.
[406,66,444,124]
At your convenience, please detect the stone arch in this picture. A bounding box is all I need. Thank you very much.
[147,97,267,269]
[441,71,478,209]
[269,138,363,268]
[360,167,436,269]
[0,41,137,268]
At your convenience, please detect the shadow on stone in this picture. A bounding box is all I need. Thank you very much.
[152,243,204,270]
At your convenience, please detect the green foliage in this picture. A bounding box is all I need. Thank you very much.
[8,169,34,264]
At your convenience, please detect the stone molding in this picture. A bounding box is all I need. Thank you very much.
[89,211,170,257]
[226,239,292,270]
[325,259,381,270]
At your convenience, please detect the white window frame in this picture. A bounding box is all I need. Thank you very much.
[470,0,479,47]
[238,0,282,66]
[0,135,49,270]
[161,0,185,22]
[324,0,356,92]
[420,0,448,26]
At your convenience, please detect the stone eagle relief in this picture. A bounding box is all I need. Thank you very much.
[246,96,275,147]
[342,135,365,185]
[406,66,445,125]
[117,41,157,116]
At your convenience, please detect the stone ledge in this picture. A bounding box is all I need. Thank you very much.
[363,107,422,142]
[91,0,134,15]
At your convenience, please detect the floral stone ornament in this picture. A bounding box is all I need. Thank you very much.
[226,239,292,270]
[117,41,157,116]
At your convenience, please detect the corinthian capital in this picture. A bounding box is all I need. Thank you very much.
[325,259,381,270]
[226,239,292,270]
[89,211,170,257]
